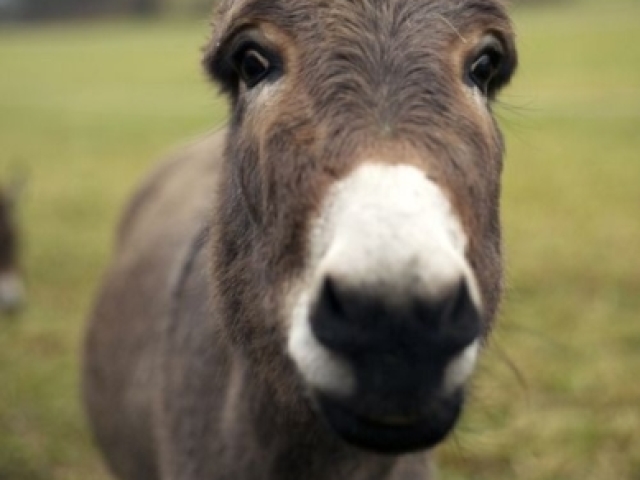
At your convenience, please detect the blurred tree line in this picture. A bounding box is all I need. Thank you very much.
[0,0,213,21]
[0,0,566,22]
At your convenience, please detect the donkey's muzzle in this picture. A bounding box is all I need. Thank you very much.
[308,276,481,453]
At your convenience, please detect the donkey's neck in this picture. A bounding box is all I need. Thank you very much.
[220,356,434,480]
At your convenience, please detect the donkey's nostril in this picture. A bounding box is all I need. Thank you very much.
[437,281,482,353]
[322,276,345,317]
[311,277,367,353]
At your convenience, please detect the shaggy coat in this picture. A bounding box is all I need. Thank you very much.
[83,1,517,479]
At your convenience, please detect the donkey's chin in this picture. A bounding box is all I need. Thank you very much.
[313,389,464,454]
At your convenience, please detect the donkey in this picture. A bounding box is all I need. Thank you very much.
[0,184,24,314]
[83,0,518,479]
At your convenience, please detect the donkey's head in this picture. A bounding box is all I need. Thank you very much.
[206,0,517,453]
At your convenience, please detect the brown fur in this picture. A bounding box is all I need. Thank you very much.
[84,1,517,479]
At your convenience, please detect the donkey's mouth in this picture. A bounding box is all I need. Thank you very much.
[314,390,464,454]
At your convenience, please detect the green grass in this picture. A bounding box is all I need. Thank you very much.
[0,1,639,479]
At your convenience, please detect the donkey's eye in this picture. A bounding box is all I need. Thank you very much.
[468,40,506,96]
[235,48,272,88]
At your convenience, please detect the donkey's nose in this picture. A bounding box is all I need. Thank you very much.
[287,163,487,451]
[311,276,481,362]
[304,274,483,452]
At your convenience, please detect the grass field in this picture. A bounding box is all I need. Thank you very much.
[0,1,639,479]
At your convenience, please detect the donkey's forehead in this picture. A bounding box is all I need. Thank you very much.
[211,0,513,47]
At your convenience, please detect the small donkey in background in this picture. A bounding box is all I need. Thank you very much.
[0,180,25,314]
[84,0,518,479]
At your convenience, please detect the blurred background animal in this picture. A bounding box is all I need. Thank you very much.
[0,176,25,314]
